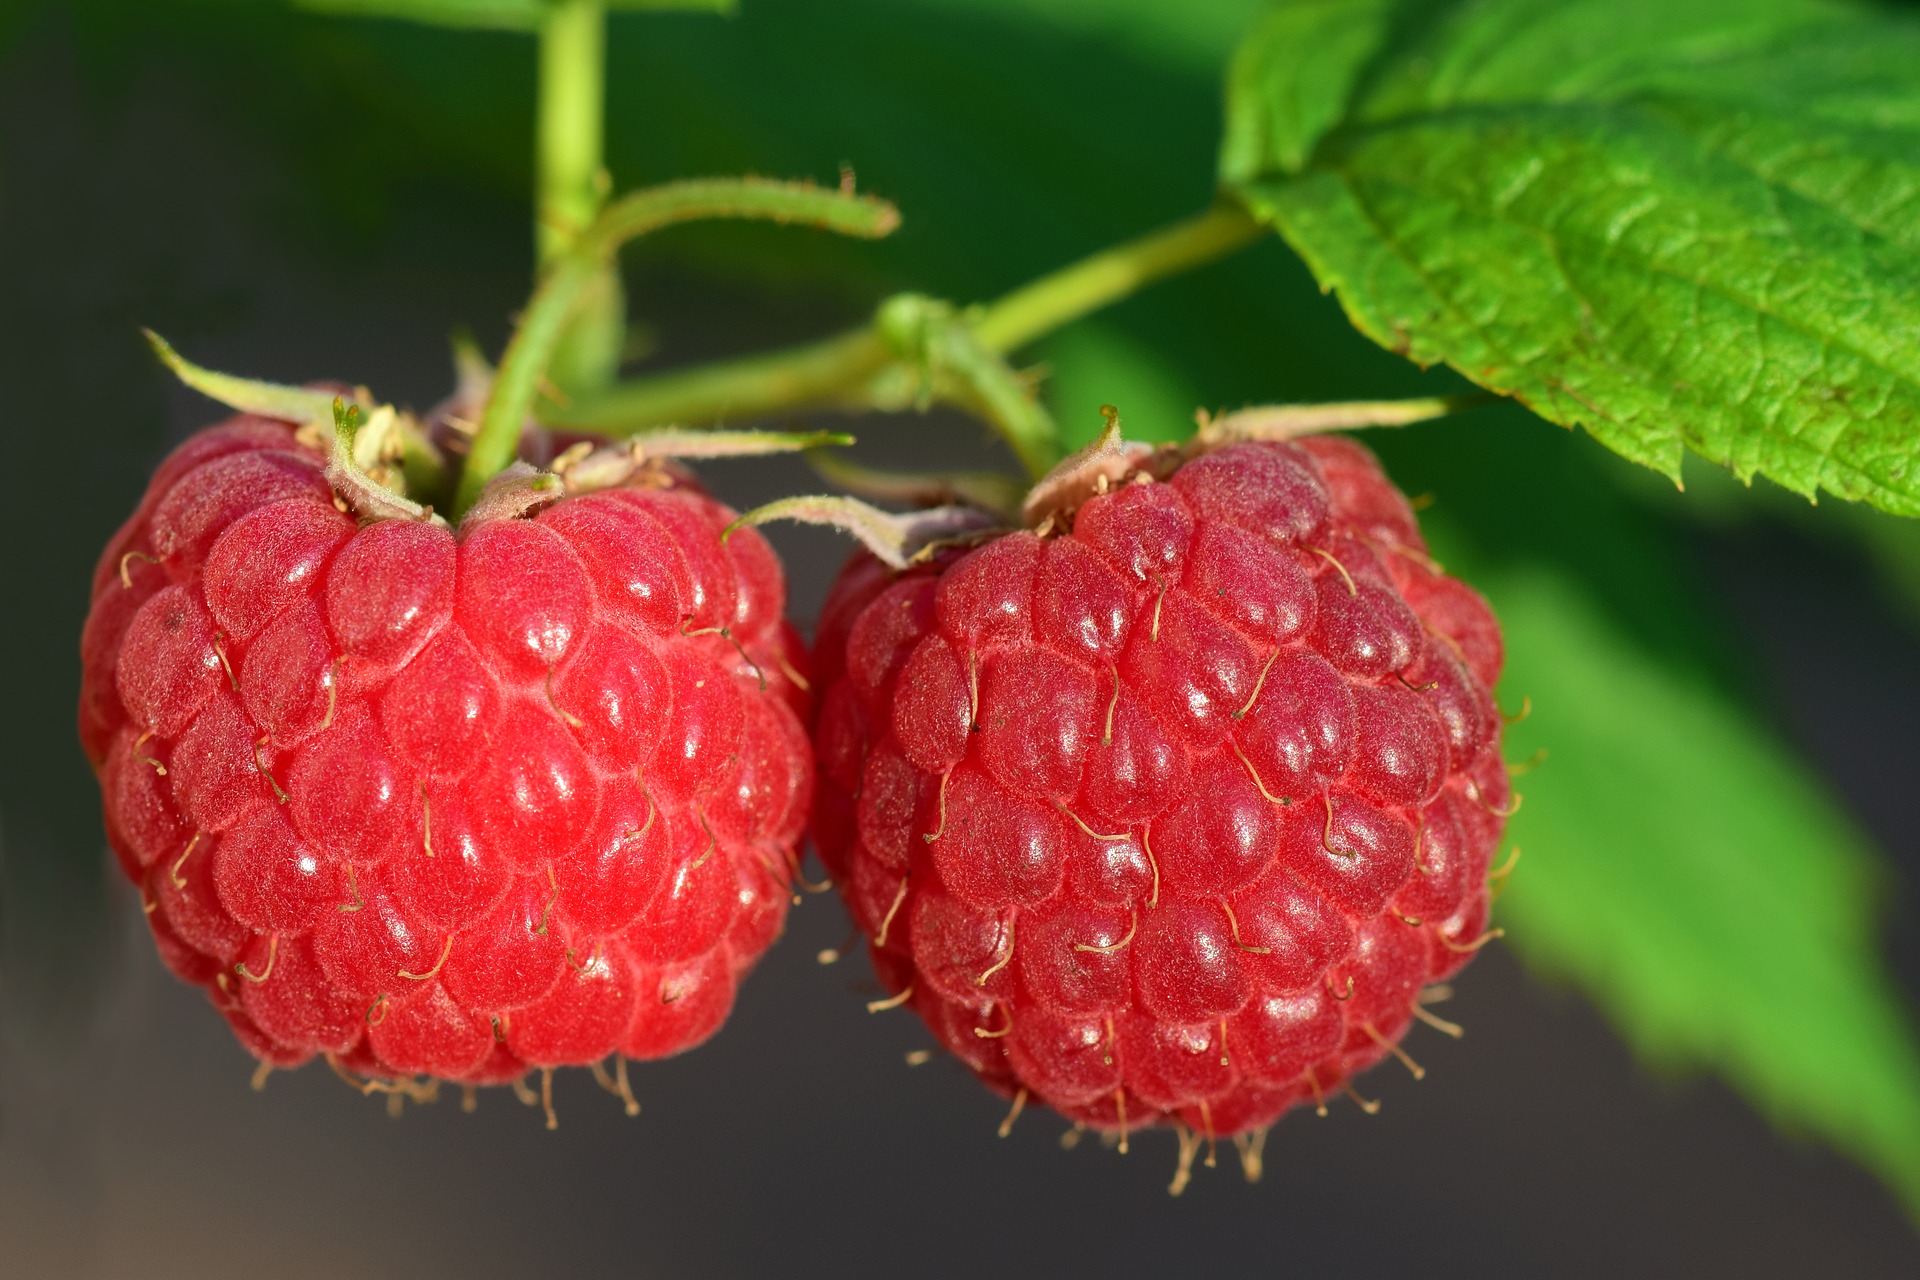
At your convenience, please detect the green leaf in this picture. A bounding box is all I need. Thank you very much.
[294,0,731,34]
[1218,0,1394,178]
[1223,0,1920,517]
[1490,566,1920,1215]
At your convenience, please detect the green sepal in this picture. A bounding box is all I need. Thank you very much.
[553,429,857,494]
[328,400,447,526]
[1196,393,1488,446]
[457,461,565,528]
[626,428,854,459]
[725,495,999,570]
[143,329,347,425]
[1019,404,1147,528]
[805,451,1028,524]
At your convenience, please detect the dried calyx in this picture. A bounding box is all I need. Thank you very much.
[1018,405,1152,530]
[145,331,854,527]
[325,401,446,525]
[731,393,1478,562]
[148,329,448,521]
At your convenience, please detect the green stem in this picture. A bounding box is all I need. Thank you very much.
[537,0,605,268]
[542,328,892,431]
[539,0,623,391]
[970,202,1263,353]
[586,179,898,244]
[455,177,900,515]
[555,198,1265,437]
[923,318,1061,478]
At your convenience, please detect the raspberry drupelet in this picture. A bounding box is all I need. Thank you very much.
[81,412,813,1099]
[810,433,1509,1157]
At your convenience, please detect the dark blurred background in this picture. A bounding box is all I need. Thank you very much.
[4,2,1919,1275]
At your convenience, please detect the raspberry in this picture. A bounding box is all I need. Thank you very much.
[811,434,1509,1167]
[82,412,814,1103]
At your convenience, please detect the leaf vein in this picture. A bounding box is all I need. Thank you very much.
[1342,162,1920,506]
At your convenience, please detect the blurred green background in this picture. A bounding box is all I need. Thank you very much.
[4,1,1920,1274]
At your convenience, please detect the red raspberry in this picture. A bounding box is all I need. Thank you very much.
[81,412,813,1102]
[811,435,1508,1160]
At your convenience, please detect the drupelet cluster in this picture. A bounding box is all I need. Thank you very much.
[79,413,813,1093]
[809,436,1509,1146]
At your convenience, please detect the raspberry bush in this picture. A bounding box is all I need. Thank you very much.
[49,0,1920,1214]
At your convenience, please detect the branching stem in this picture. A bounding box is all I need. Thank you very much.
[544,328,894,431]
[548,200,1265,458]
[971,202,1263,353]
[455,178,900,515]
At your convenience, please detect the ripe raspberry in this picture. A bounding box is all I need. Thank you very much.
[81,411,813,1100]
[811,434,1509,1160]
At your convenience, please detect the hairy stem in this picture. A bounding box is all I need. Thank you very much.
[555,199,1264,440]
[537,0,605,269]
[455,177,900,515]
[919,313,1061,478]
[542,328,892,431]
[539,0,622,391]
[971,202,1263,353]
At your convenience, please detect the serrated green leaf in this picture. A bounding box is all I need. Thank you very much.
[294,0,731,34]
[1489,566,1920,1215]
[1223,0,1920,517]
[1218,0,1394,178]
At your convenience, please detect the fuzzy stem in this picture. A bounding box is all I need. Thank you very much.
[922,317,1061,478]
[970,202,1263,353]
[553,199,1264,438]
[455,177,900,515]
[543,327,892,431]
[537,0,605,269]
[538,0,622,391]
